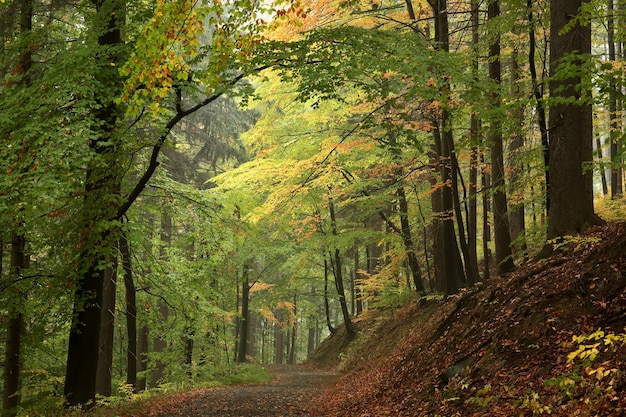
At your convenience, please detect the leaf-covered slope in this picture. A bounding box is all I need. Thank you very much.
[309,222,626,416]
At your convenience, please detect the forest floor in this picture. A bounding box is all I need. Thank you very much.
[133,365,337,417]
[306,221,626,416]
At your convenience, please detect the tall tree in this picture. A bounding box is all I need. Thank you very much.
[3,0,32,414]
[547,0,600,239]
[488,0,515,273]
[63,0,125,406]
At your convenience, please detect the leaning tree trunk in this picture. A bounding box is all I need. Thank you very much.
[328,194,357,337]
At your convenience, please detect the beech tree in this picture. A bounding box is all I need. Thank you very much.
[546,0,600,239]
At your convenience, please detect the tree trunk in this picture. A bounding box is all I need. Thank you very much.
[96,257,118,397]
[274,310,285,364]
[488,0,515,274]
[288,295,297,365]
[328,194,357,337]
[481,151,492,279]
[64,0,124,407]
[508,45,528,261]
[3,1,31,413]
[608,0,622,198]
[547,0,599,239]
[120,232,137,391]
[236,264,250,363]
[323,258,336,334]
[428,0,466,295]
[528,0,550,213]
[3,232,26,417]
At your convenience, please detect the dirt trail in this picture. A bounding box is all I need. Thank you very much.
[138,365,338,417]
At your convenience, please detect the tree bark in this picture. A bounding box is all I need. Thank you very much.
[236,263,251,363]
[528,0,550,213]
[608,0,622,198]
[120,232,137,391]
[488,0,515,274]
[96,257,118,397]
[328,194,357,337]
[547,0,600,239]
[323,258,336,334]
[3,232,26,417]
[428,0,466,295]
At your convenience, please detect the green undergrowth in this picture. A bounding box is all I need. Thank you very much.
[19,363,273,417]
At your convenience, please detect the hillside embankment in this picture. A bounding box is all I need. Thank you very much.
[307,222,626,416]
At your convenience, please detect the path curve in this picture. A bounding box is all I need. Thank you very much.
[139,365,337,417]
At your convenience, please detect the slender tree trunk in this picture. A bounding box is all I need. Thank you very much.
[274,310,285,364]
[323,258,336,334]
[328,194,357,337]
[596,135,609,195]
[236,263,251,363]
[3,232,26,417]
[608,0,622,198]
[3,1,31,413]
[508,29,528,260]
[488,0,515,274]
[527,0,550,214]
[120,232,137,391]
[467,0,480,285]
[481,151,492,279]
[288,294,297,365]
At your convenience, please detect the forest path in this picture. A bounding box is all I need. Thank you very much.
[138,364,338,417]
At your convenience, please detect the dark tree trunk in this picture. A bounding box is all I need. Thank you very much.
[323,259,336,334]
[96,258,118,397]
[274,310,285,364]
[481,151,492,279]
[236,264,251,363]
[428,0,466,295]
[547,0,599,239]
[328,195,357,337]
[3,232,26,417]
[608,0,622,198]
[120,232,137,391]
[488,0,515,274]
[64,0,124,407]
[3,1,31,414]
[288,294,297,365]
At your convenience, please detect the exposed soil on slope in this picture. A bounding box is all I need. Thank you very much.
[309,222,626,416]
[136,365,337,417]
